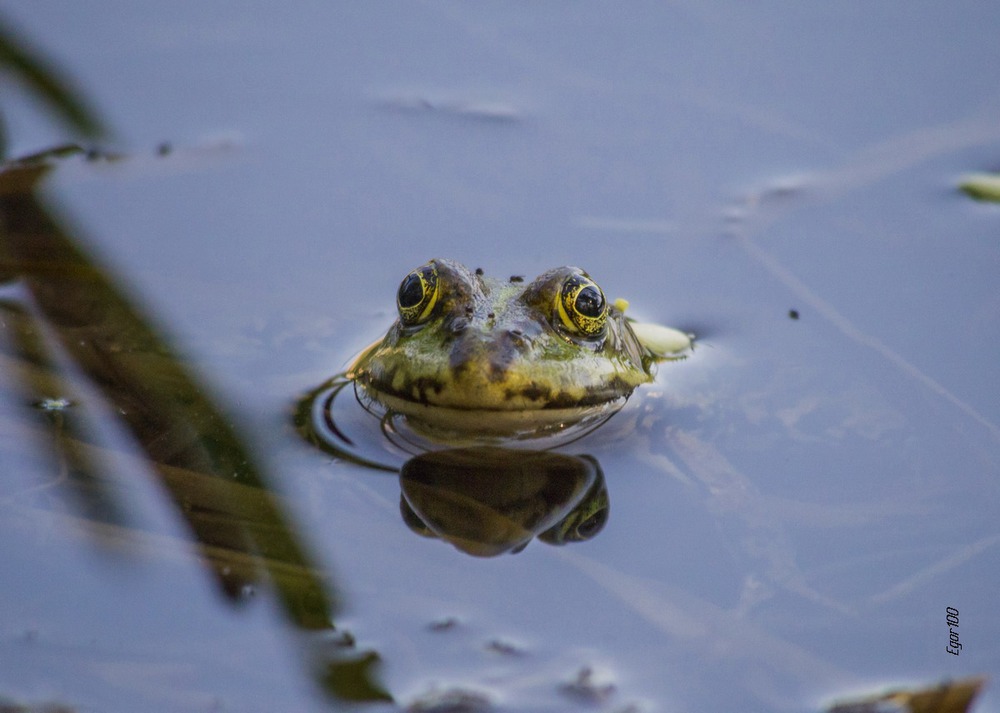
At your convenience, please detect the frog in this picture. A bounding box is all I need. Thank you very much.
[346,258,692,438]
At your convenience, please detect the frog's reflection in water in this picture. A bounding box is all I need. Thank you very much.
[400,447,608,557]
[295,377,612,557]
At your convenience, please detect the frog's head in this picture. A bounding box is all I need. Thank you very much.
[348,259,655,436]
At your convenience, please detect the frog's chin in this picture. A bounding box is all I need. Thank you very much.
[360,387,627,443]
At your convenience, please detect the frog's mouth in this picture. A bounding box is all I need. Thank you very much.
[354,381,629,440]
[355,367,640,408]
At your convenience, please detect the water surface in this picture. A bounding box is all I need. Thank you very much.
[1,3,998,711]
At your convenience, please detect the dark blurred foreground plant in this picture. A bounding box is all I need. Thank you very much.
[0,160,391,705]
[0,13,106,159]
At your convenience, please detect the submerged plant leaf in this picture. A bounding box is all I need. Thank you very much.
[826,676,987,713]
[959,173,1000,202]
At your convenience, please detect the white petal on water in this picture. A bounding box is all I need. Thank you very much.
[629,321,693,356]
[959,172,1000,202]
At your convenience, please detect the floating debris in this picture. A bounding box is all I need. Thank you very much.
[748,174,812,207]
[428,616,461,632]
[377,92,521,122]
[484,638,524,657]
[323,629,356,649]
[406,687,493,713]
[560,666,617,706]
[33,397,72,412]
[826,675,987,713]
[629,321,694,357]
[959,173,1000,202]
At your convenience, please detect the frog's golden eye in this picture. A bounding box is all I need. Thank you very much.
[556,273,607,338]
[397,263,440,326]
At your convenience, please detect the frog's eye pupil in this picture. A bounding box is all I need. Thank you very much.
[397,264,439,326]
[557,273,608,339]
[397,273,424,309]
[575,285,605,318]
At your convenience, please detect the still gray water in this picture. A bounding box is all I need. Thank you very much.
[1,3,998,712]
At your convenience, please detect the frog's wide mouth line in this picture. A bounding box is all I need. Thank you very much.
[360,388,628,437]
[356,372,642,411]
